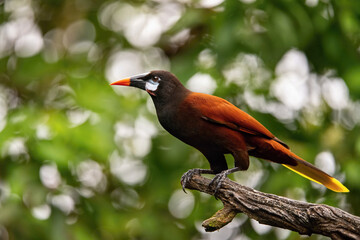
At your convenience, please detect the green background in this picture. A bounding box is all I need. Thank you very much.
[0,0,359,239]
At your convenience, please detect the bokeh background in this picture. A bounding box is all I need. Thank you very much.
[1,0,360,239]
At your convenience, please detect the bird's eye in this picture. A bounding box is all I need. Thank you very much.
[153,76,160,82]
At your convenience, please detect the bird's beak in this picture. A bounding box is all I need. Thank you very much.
[110,72,150,90]
[110,78,131,86]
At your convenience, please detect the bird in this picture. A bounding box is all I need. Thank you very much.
[110,70,349,194]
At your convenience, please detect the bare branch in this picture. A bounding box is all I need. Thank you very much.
[184,174,360,239]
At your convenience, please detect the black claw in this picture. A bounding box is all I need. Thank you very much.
[209,172,227,198]
[209,167,241,198]
[180,168,201,193]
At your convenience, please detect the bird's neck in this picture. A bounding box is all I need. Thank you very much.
[152,84,190,107]
[151,84,191,119]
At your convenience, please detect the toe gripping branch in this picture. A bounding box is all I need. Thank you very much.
[180,169,239,232]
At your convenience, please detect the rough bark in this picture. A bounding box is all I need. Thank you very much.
[184,173,360,239]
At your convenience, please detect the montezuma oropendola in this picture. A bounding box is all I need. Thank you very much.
[111,70,349,193]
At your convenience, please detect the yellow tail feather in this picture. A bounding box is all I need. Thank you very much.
[282,159,349,193]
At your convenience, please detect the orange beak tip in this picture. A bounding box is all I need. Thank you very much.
[110,78,131,86]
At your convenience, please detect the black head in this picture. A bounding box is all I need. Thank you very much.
[110,70,189,101]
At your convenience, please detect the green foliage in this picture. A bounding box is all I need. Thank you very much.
[0,0,359,239]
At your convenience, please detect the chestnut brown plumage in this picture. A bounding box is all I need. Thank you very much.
[111,70,349,193]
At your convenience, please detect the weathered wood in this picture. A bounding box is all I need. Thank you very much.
[184,173,360,239]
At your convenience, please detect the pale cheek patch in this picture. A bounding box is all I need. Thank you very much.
[145,81,159,91]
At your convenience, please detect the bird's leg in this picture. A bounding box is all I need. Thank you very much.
[210,167,241,197]
[181,168,214,193]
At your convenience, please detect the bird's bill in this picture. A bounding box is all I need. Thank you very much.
[110,72,150,90]
[110,78,130,86]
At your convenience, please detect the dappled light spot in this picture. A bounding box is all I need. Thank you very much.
[315,151,336,176]
[36,124,52,140]
[197,0,225,8]
[51,194,75,215]
[109,151,147,186]
[274,228,291,240]
[187,73,217,94]
[0,1,42,58]
[15,29,44,58]
[1,137,29,161]
[76,160,107,192]
[43,29,64,63]
[243,91,297,123]
[124,13,163,48]
[114,116,157,157]
[99,2,183,48]
[155,2,184,31]
[305,0,319,7]
[197,49,216,69]
[106,50,145,85]
[44,80,76,109]
[63,20,96,54]
[272,49,309,111]
[250,219,272,235]
[322,77,349,110]
[134,116,158,139]
[31,204,51,220]
[77,187,94,198]
[275,49,309,78]
[223,53,270,88]
[169,28,191,50]
[111,188,143,210]
[0,16,43,58]
[66,109,91,127]
[114,122,134,139]
[40,164,61,189]
[130,136,152,158]
[168,190,194,219]
[271,73,308,111]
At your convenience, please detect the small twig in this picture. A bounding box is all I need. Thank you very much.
[184,174,360,239]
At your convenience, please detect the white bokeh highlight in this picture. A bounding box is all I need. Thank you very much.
[315,151,336,176]
[40,164,61,189]
[109,152,147,186]
[168,190,194,219]
[187,73,217,94]
[322,78,349,110]
[76,160,106,191]
[51,194,75,215]
[31,204,51,220]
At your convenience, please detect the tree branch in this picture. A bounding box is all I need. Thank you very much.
[184,174,360,239]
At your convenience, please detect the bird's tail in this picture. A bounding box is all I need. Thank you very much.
[282,157,349,192]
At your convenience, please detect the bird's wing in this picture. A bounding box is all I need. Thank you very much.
[186,93,288,148]
[186,93,349,192]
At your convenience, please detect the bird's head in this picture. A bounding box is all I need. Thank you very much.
[110,70,187,99]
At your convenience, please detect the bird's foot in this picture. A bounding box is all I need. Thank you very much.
[181,168,213,193]
[209,171,228,198]
[210,167,241,198]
